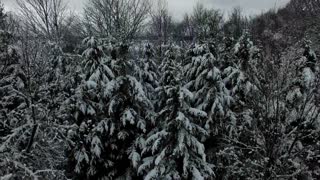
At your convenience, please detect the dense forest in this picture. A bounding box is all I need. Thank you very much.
[0,0,320,179]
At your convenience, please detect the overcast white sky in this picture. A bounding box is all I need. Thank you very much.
[2,0,290,20]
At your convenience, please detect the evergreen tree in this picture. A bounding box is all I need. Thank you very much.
[183,42,240,175]
[210,33,272,179]
[69,38,154,179]
[0,36,25,141]
[135,44,159,102]
[139,49,214,179]
[222,33,259,132]
[67,37,116,179]
[0,10,22,131]
[220,37,236,69]
[184,43,233,135]
[156,47,181,111]
[0,5,27,177]
[100,43,154,179]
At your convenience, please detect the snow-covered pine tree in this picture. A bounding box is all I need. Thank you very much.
[67,37,116,179]
[135,44,159,102]
[0,6,22,128]
[99,43,155,179]
[69,39,154,179]
[139,48,214,179]
[0,33,26,142]
[184,43,233,135]
[155,47,181,111]
[183,42,239,173]
[222,33,259,132]
[220,37,236,70]
[46,42,83,123]
[213,33,266,179]
[0,0,21,142]
[154,46,183,130]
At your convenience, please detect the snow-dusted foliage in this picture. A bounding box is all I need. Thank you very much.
[216,37,320,179]
[213,35,266,178]
[102,74,154,178]
[66,37,117,179]
[0,12,69,179]
[282,40,320,179]
[223,34,257,97]
[156,47,182,119]
[100,45,155,178]
[0,30,27,153]
[1,2,320,178]
[134,44,159,101]
[82,37,115,86]
[220,34,260,138]
[140,53,214,179]
[68,38,155,179]
[184,43,234,133]
[71,37,115,122]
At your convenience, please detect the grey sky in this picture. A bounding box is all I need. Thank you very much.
[2,0,290,20]
[168,0,290,19]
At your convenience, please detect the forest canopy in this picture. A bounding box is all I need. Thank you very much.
[0,0,320,179]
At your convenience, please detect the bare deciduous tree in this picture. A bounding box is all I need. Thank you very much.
[181,13,195,39]
[224,7,248,39]
[16,0,67,41]
[191,2,223,40]
[84,0,151,42]
[173,2,223,42]
[149,0,172,44]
